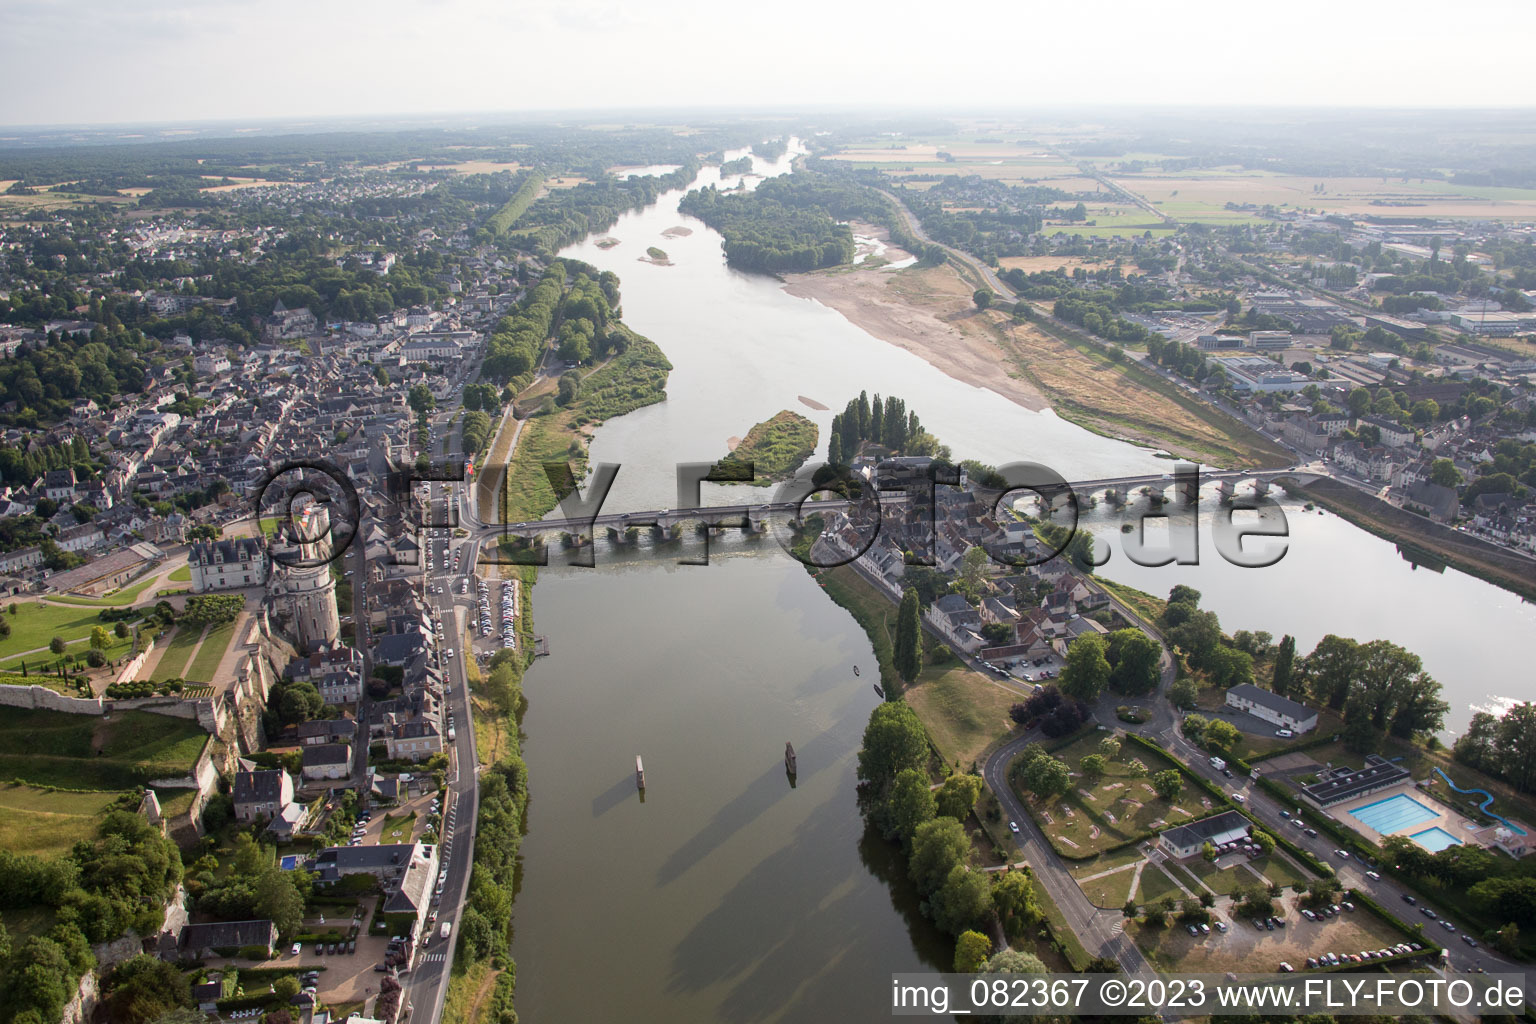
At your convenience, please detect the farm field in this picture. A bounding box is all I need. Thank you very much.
[1111,170,1536,221]
[0,708,207,790]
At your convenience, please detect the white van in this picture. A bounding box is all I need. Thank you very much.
[1209,756,1227,771]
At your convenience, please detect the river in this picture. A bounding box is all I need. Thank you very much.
[505,143,1536,1022]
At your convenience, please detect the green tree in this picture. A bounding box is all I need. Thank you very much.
[1253,830,1276,855]
[1204,719,1240,751]
[1107,628,1161,695]
[1430,458,1463,488]
[894,587,923,685]
[1079,754,1107,784]
[908,817,970,896]
[973,289,994,311]
[983,949,1047,975]
[929,864,993,936]
[1059,632,1111,702]
[48,636,65,655]
[958,545,989,599]
[954,930,992,972]
[1207,644,1255,689]
[102,955,191,1024]
[1169,677,1199,710]
[990,870,1040,937]
[1201,841,1218,862]
[883,768,937,849]
[1271,635,1297,697]
[89,626,110,651]
[254,865,306,937]
[1097,736,1121,760]
[857,701,928,792]
[935,774,983,820]
[1022,754,1072,799]
[1151,769,1184,801]
[1182,713,1209,742]
[113,621,130,639]
[407,383,435,416]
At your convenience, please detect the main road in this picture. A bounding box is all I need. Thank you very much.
[397,363,486,1024]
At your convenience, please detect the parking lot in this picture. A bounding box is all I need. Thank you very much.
[1132,892,1414,974]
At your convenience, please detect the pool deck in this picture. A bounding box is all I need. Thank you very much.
[1335,781,1485,851]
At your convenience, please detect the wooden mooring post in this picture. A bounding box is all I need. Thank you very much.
[635,755,646,791]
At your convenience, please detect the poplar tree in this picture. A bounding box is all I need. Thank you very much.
[895,587,923,685]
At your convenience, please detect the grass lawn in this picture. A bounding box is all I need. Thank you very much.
[258,516,279,537]
[1094,579,1167,627]
[151,625,205,681]
[42,574,159,607]
[0,601,132,658]
[152,787,199,822]
[168,565,192,583]
[184,620,237,682]
[0,783,121,858]
[1134,864,1184,904]
[1184,856,1261,895]
[1068,843,1148,879]
[0,632,134,674]
[904,663,1022,770]
[806,563,898,694]
[1079,863,1140,908]
[0,708,208,790]
[1252,852,1311,888]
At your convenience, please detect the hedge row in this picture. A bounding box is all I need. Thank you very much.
[1247,730,1342,764]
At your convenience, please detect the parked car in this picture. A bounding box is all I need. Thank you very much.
[291,943,302,956]
[1186,923,1200,936]
[1009,821,1020,834]
[1213,919,1227,932]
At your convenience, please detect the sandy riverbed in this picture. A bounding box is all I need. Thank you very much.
[782,229,1048,412]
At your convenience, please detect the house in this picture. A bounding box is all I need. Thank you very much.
[1301,755,1411,808]
[296,718,358,747]
[189,537,267,592]
[311,842,436,887]
[381,845,437,939]
[386,719,442,762]
[232,768,295,824]
[178,920,277,959]
[1224,683,1318,734]
[924,593,984,652]
[1158,810,1251,859]
[286,645,363,705]
[43,468,77,502]
[1400,480,1459,523]
[301,743,351,782]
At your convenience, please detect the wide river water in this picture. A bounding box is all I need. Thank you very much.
[505,144,1536,1022]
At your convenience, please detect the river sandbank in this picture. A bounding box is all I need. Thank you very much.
[783,231,1049,413]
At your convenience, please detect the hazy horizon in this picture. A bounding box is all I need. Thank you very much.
[3,0,1535,127]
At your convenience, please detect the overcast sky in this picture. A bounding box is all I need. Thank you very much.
[2,0,1534,126]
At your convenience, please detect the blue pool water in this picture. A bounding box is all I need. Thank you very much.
[1348,793,1439,835]
[280,855,300,870]
[1410,827,1464,853]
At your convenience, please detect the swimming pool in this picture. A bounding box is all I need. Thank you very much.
[1348,793,1439,836]
[1409,827,1464,853]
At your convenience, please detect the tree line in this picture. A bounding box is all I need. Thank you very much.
[856,702,1044,960]
[679,177,856,273]
[1160,586,1448,749]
